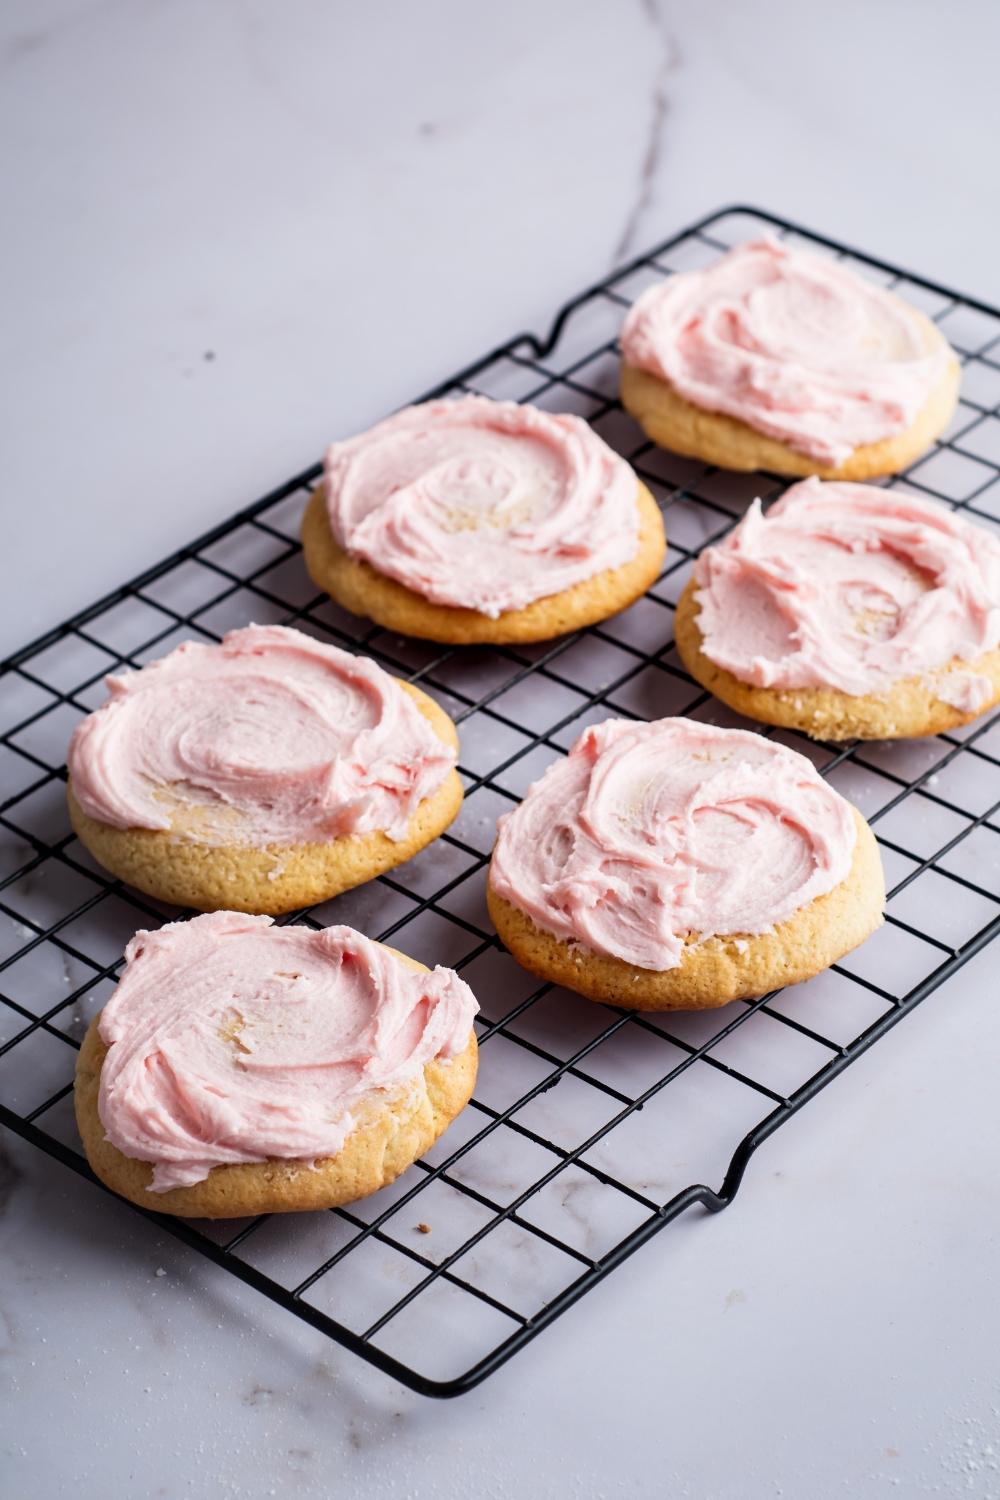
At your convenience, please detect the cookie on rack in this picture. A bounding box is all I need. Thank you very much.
[67,623,461,914]
[674,479,1000,741]
[620,238,960,479]
[74,913,479,1218]
[487,716,884,1011]
[301,394,666,644]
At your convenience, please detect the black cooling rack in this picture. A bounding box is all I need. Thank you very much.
[2,206,999,1398]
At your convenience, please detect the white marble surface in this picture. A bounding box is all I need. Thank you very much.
[2,2,1000,1497]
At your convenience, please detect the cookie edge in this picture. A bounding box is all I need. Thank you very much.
[620,347,961,480]
[301,481,666,644]
[674,577,1000,741]
[73,945,479,1218]
[67,679,463,913]
[487,807,884,1010]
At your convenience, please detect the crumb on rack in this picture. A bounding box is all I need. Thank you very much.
[416,1222,431,1235]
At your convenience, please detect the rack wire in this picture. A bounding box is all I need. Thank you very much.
[1,206,998,1398]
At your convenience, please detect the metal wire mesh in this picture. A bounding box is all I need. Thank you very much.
[1,206,998,1398]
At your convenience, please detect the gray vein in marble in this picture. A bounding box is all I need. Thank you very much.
[554,1174,608,1254]
[0,0,125,70]
[614,0,679,262]
[2,29,45,63]
[0,1135,27,1366]
[229,0,341,139]
[0,1132,25,1215]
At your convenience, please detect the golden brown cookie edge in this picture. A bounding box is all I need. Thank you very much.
[674,578,1000,741]
[66,679,462,913]
[619,352,961,480]
[301,482,666,645]
[487,807,884,1011]
[73,945,479,1218]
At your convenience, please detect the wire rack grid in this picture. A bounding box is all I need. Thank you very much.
[1,206,999,1398]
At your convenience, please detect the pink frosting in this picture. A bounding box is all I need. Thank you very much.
[97,913,479,1191]
[323,395,639,617]
[68,624,455,845]
[693,479,1000,702]
[490,717,857,970]
[621,239,951,465]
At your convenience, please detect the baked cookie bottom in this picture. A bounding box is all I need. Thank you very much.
[74,947,479,1219]
[300,482,666,645]
[487,809,883,1012]
[674,579,1000,742]
[619,358,961,481]
[67,681,462,915]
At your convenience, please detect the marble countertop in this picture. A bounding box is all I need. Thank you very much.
[3,2,1000,1497]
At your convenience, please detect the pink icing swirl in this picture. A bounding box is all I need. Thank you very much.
[97,913,479,1191]
[490,717,856,970]
[621,239,951,465]
[693,479,1000,703]
[323,395,639,617]
[68,624,455,844]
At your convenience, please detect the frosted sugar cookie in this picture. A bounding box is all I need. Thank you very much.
[74,913,479,1218]
[302,394,666,643]
[487,717,883,1010]
[620,239,959,479]
[67,624,461,913]
[675,479,1000,740]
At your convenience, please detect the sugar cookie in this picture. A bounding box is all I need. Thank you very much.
[487,717,883,1010]
[74,914,479,1218]
[302,395,666,644]
[675,479,1000,740]
[67,624,461,913]
[620,239,959,479]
